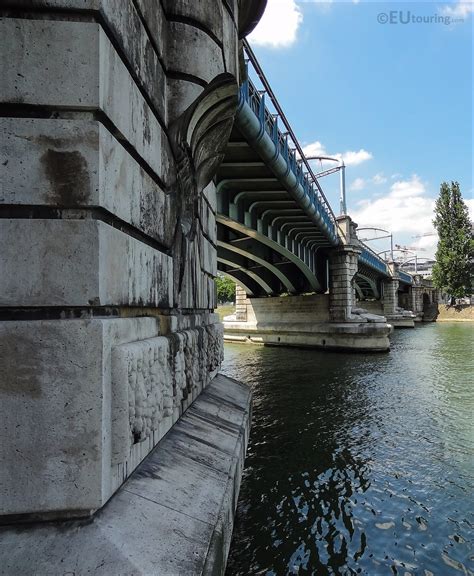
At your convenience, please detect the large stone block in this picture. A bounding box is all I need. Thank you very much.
[166,22,223,83]
[0,317,159,518]
[99,0,167,122]
[8,0,167,121]
[0,375,252,575]
[222,6,239,78]
[0,219,173,307]
[163,0,224,42]
[134,0,167,61]
[1,17,99,106]
[0,118,176,245]
[0,317,224,519]
[1,18,172,183]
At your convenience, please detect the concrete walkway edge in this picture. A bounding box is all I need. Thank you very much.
[0,374,252,576]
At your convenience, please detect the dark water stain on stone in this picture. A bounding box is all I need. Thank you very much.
[41,149,90,206]
[0,333,42,398]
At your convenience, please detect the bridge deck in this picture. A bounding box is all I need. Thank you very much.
[216,42,409,298]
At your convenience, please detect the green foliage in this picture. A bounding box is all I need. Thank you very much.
[215,274,236,304]
[432,181,473,298]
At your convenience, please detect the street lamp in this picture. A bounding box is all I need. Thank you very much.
[297,155,346,215]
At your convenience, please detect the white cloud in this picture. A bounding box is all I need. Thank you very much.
[410,195,474,257]
[350,177,366,191]
[412,233,439,259]
[302,140,327,157]
[441,0,474,18]
[390,175,426,198]
[302,141,373,167]
[340,149,373,166]
[372,173,387,185]
[349,173,387,191]
[350,175,439,257]
[248,0,303,48]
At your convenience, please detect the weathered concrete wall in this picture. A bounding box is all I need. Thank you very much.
[382,278,399,316]
[0,374,252,576]
[224,293,392,352]
[245,294,331,325]
[329,216,361,322]
[0,0,265,532]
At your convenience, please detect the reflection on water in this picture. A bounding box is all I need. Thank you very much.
[223,323,474,575]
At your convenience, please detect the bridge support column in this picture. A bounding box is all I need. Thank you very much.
[383,277,399,316]
[235,284,248,321]
[410,285,425,321]
[408,276,439,322]
[328,215,361,322]
[382,263,415,327]
[223,216,392,352]
[0,1,265,573]
[329,245,360,322]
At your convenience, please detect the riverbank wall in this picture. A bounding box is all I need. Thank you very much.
[436,304,474,322]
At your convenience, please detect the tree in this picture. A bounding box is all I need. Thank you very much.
[215,274,236,304]
[432,181,473,300]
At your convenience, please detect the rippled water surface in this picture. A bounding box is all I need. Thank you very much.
[223,323,474,575]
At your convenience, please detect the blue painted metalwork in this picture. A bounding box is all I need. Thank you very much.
[398,270,413,285]
[238,42,400,281]
[239,76,338,244]
[237,80,337,244]
[359,246,390,276]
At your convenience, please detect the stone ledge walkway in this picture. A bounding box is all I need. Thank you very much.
[0,374,252,576]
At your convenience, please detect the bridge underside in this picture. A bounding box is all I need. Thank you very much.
[215,85,405,301]
[217,214,329,296]
[216,124,333,296]
[354,263,382,300]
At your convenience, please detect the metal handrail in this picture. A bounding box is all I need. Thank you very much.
[359,243,390,275]
[398,270,413,283]
[243,40,337,227]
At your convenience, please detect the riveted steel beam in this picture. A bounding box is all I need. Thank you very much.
[217,214,322,292]
[217,240,297,294]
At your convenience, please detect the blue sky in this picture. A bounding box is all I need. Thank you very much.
[248,0,473,258]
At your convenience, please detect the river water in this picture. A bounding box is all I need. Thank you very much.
[223,323,473,576]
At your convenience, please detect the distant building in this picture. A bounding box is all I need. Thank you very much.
[401,259,436,279]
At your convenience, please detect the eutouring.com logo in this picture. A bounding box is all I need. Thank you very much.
[377,11,463,25]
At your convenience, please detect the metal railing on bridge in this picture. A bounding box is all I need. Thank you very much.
[241,41,337,241]
[398,270,413,285]
[239,41,403,284]
[359,244,390,276]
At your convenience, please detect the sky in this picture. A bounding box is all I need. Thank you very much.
[247,0,473,259]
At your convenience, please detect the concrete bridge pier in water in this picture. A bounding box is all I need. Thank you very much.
[224,215,395,351]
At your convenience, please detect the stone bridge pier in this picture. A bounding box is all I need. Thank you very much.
[401,276,439,322]
[224,216,392,351]
[355,262,417,328]
[0,1,266,574]
[382,263,417,327]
